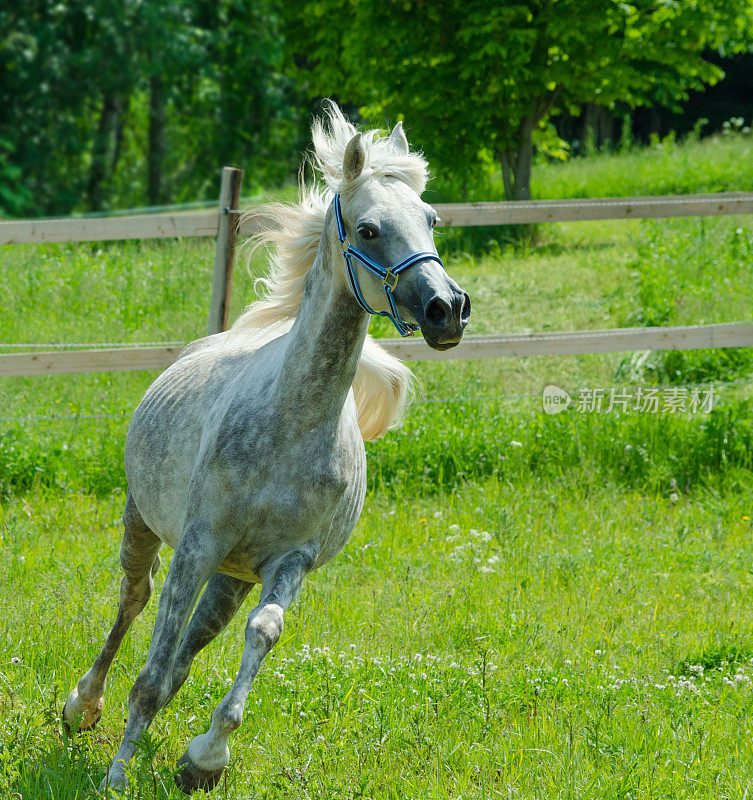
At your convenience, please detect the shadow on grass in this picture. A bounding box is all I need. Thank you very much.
[8,727,187,799]
[9,735,107,799]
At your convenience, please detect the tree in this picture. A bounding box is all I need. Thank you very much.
[286,0,753,201]
[0,0,119,214]
[0,0,299,216]
[196,0,303,193]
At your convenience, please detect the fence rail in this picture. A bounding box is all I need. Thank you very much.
[429,192,753,227]
[3,191,753,245]
[0,211,219,245]
[2,322,751,377]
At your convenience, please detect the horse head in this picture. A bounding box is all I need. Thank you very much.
[332,123,471,350]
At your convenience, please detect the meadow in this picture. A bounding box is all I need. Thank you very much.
[1,132,753,798]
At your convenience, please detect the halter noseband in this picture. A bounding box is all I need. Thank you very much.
[334,193,444,337]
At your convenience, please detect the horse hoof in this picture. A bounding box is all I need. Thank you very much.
[174,752,224,795]
[62,690,102,734]
[99,771,127,796]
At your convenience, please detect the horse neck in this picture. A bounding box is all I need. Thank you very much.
[271,217,369,430]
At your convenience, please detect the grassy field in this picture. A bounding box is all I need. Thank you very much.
[1,133,753,798]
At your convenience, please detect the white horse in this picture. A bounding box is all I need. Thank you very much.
[63,103,471,794]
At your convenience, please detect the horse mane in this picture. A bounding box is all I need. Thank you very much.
[232,102,428,441]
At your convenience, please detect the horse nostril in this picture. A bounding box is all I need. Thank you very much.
[425,297,450,328]
[460,292,471,324]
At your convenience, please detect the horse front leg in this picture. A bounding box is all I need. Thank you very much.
[102,520,226,793]
[174,546,315,795]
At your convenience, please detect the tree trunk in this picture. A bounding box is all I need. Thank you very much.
[512,115,535,201]
[648,107,662,139]
[498,114,536,202]
[86,92,120,210]
[111,95,129,177]
[148,75,166,206]
[581,102,598,155]
[598,107,614,149]
[499,151,514,201]
[496,115,538,244]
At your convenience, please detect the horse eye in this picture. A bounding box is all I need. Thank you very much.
[430,215,440,229]
[358,225,378,241]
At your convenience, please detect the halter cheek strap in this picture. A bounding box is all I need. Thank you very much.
[334,193,444,337]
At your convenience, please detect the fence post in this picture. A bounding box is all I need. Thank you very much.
[208,166,244,335]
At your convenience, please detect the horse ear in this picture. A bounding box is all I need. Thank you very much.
[343,133,366,182]
[388,121,409,155]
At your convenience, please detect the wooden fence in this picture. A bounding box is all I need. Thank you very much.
[3,190,753,245]
[2,323,751,378]
[1,166,753,376]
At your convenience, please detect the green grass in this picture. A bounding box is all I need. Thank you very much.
[3,481,753,797]
[532,133,753,200]
[1,133,753,797]
[433,129,753,253]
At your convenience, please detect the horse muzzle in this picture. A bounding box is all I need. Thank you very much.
[417,285,471,350]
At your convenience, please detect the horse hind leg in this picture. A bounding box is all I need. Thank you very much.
[63,492,161,733]
[174,547,314,795]
[165,572,255,708]
[103,519,227,792]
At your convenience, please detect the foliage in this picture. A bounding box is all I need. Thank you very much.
[286,0,753,201]
[0,138,31,216]
[0,0,300,216]
[2,1,752,215]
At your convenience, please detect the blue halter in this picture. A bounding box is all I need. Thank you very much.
[333,193,444,337]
